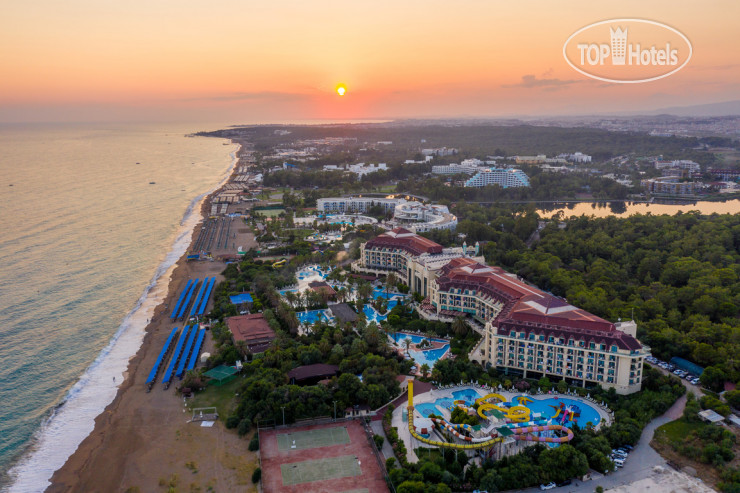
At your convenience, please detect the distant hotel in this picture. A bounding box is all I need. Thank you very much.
[464,168,530,188]
[354,228,647,394]
[642,177,697,196]
[316,196,457,232]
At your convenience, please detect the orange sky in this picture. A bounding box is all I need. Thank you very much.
[1,0,738,122]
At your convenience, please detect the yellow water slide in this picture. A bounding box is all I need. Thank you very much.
[406,381,504,450]
[475,393,532,423]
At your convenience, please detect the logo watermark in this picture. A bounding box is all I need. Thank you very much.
[563,19,692,83]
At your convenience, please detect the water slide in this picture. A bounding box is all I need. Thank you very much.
[452,400,476,415]
[407,381,503,450]
[475,394,531,423]
[512,424,574,443]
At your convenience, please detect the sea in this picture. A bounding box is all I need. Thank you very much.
[0,123,236,492]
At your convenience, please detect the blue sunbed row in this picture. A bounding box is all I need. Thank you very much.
[186,329,206,372]
[196,277,216,316]
[170,280,193,319]
[189,277,208,318]
[162,325,191,388]
[145,327,179,389]
[176,279,199,320]
[176,325,199,379]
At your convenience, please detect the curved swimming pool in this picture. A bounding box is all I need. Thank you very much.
[513,396,602,428]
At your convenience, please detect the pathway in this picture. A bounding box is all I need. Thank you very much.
[520,372,698,492]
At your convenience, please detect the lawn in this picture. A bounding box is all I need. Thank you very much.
[187,377,241,422]
[653,419,706,444]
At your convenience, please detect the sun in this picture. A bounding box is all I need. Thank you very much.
[336,84,346,96]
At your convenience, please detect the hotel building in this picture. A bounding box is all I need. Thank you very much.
[355,229,647,394]
[464,168,530,188]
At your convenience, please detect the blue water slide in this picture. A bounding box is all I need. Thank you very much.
[189,277,208,318]
[176,279,199,319]
[186,329,206,371]
[170,280,193,319]
[145,327,179,385]
[176,325,199,379]
[197,277,216,316]
[162,325,191,385]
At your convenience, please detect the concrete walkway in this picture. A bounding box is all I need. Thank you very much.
[519,372,699,492]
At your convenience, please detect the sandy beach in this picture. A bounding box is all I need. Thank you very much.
[46,140,259,493]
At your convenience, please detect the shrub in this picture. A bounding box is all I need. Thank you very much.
[374,434,385,449]
[251,467,261,484]
[248,434,260,451]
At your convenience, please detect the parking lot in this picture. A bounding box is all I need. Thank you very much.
[645,356,702,386]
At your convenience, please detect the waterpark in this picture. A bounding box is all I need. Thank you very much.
[394,381,611,462]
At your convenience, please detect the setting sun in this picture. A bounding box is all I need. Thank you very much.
[336,84,346,96]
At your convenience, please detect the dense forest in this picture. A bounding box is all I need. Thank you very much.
[496,212,740,391]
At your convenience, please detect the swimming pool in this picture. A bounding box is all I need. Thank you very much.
[415,403,442,418]
[279,288,297,296]
[514,396,601,428]
[297,309,332,324]
[363,305,388,322]
[390,333,447,345]
[451,388,483,405]
[373,287,408,300]
[392,332,450,367]
[408,347,449,367]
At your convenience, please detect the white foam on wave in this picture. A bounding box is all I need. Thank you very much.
[5,142,239,493]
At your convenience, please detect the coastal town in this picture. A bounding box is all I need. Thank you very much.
[44,122,740,493]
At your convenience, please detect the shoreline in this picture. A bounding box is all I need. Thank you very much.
[8,137,246,492]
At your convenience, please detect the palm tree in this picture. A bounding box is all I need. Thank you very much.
[284,290,297,308]
[452,316,469,338]
[357,282,373,303]
[420,363,430,379]
[385,272,398,298]
[403,338,411,355]
[337,287,348,304]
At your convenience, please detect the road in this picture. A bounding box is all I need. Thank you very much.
[520,365,700,493]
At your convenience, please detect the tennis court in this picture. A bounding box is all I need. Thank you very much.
[260,420,388,492]
[280,455,361,485]
[277,426,350,451]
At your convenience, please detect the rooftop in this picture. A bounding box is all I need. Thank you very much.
[225,313,276,353]
[329,303,359,323]
[436,258,643,350]
[365,227,443,256]
[287,363,340,382]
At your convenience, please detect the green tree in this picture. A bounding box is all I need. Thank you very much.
[452,316,469,338]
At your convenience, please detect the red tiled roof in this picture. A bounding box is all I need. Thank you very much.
[307,280,337,296]
[226,313,276,352]
[365,228,443,256]
[436,260,643,351]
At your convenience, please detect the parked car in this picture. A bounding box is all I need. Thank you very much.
[623,445,633,451]
[540,483,556,490]
[691,378,701,385]
[557,479,572,487]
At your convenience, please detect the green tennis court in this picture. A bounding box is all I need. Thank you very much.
[280,455,361,486]
[277,426,350,451]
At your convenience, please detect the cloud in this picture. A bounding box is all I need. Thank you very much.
[502,74,581,89]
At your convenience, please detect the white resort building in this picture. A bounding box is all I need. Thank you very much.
[354,229,648,394]
[464,168,530,188]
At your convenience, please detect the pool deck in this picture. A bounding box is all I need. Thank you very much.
[394,383,613,463]
[387,332,452,375]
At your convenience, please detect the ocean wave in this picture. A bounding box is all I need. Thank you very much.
[3,140,239,493]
